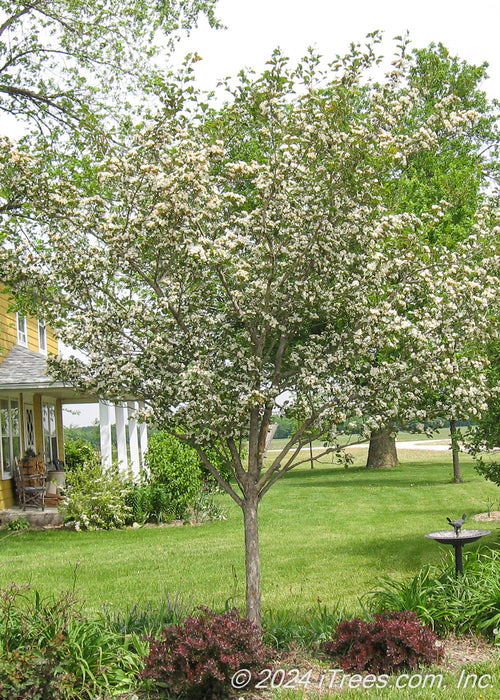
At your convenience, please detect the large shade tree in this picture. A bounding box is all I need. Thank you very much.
[2,39,499,625]
[0,0,219,131]
[364,42,500,469]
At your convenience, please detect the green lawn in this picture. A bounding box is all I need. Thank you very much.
[1,449,499,621]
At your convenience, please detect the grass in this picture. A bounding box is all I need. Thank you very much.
[272,664,500,700]
[0,449,499,621]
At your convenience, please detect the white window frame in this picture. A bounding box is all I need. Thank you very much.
[38,319,47,355]
[24,404,36,454]
[0,398,21,479]
[42,402,58,465]
[16,313,28,347]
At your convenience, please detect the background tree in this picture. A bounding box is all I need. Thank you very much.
[0,0,219,131]
[364,42,500,469]
[2,40,498,626]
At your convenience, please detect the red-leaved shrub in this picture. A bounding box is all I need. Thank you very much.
[322,610,442,674]
[141,607,270,699]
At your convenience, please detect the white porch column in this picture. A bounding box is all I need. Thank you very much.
[138,402,148,468]
[115,402,129,469]
[99,401,112,468]
[128,401,140,477]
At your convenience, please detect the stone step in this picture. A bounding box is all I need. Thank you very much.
[0,507,64,528]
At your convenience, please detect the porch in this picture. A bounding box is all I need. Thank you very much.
[0,344,148,510]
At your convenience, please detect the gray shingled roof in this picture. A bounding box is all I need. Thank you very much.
[0,344,57,388]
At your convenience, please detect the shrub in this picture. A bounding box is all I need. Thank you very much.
[62,452,132,530]
[0,646,72,700]
[141,608,270,699]
[63,439,98,471]
[191,490,227,522]
[145,433,203,519]
[4,516,30,531]
[125,481,173,523]
[322,611,442,674]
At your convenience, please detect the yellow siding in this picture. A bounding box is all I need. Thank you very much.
[0,479,15,509]
[0,294,17,358]
[47,330,58,356]
[0,287,58,358]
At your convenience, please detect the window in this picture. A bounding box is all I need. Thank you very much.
[38,320,47,354]
[24,406,35,453]
[0,399,20,479]
[16,314,28,347]
[42,403,58,465]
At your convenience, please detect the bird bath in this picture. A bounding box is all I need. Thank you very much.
[425,529,491,575]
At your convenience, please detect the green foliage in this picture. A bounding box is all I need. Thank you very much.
[391,43,499,247]
[192,490,228,522]
[125,481,175,523]
[4,517,29,532]
[145,432,203,520]
[271,416,296,439]
[473,458,500,489]
[0,0,219,130]
[262,603,348,650]
[63,425,100,450]
[63,439,98,471]
[0,584,145,698]
[101,593,193,639]
[369,549,500,639]
[62,453,132,530]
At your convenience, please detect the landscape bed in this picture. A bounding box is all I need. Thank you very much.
[1,449,500,698]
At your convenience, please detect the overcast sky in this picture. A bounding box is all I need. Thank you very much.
[64,0,499,427]
[174,0,500,99]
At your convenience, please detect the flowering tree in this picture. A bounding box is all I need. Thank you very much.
[2,38,499,625]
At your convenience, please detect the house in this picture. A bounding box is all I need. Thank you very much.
[0,288,147,509]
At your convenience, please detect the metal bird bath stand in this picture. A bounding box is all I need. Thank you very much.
[426,514,490,576]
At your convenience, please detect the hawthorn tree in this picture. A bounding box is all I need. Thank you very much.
[0,0,219,226]
[2,39,499,625]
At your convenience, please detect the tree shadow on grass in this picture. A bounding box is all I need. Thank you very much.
[281,465,455,490]
[337,531,500,575]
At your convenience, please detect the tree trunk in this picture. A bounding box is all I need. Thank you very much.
[366,428,399,469]
[450,419,462,483]
[242,495,262,628]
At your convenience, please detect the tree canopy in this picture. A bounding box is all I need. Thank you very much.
[1,37,499,623]
[0,0,219,132]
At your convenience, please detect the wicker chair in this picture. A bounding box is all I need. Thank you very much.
[13,461,47,510]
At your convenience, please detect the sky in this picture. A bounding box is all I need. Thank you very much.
[174,0,500,100]
[64,0,499,426]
